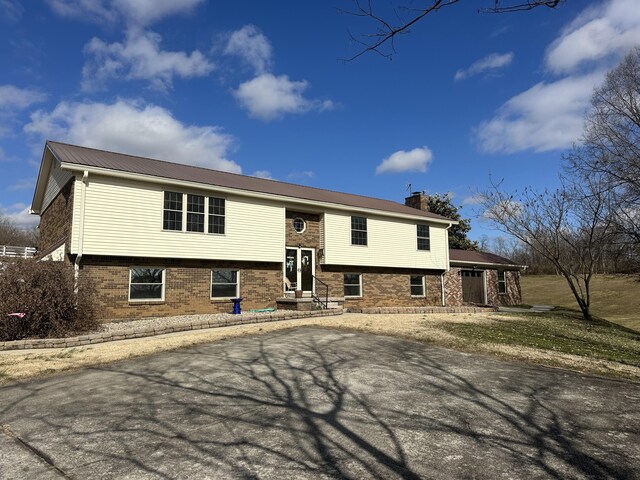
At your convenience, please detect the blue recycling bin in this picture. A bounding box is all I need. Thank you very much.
[231,297,243,315]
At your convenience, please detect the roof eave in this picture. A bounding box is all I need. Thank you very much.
[31,142,56,214]
[450,260,527,270]
[60,162,459,226]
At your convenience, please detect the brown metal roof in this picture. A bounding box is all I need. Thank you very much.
[46,141,454,222]
[449,249,522,267]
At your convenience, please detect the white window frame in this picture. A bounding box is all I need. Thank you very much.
[344,273,362,298]
[162,191,183,232]
[211,269,240,299]
[186,193,205,233]
[128,267,166,302]
[498,270,507,294]
[350,216,368,246]
[292,217,306,234]
[410,275,425,297]
[208,196,226,235]
[417,224,430,251]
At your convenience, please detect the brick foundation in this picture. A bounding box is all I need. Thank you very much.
[318,265,444,308]
[82,256,282,321]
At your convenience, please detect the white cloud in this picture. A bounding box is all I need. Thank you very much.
[0,85,46,110]
[82,29,214,91]
[454,52,514,81]
[462,194,485,206]
[7,179,35,192]
[224,25,272,74]
[546,0,640,74]
[475,0,640,155]
[24,99,241,173]
[0,203,38,229]
[375,147,433,174]
[252,170,273,179]
[0,0,23,22]
[46,0,204,26]
[475,71,604,153]
[287,171,315,180]
[234,73,333,121]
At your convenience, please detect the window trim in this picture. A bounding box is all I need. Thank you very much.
[186,193,205,233]
[417,224,430,251]
[208,196,226,235]
[410,275,425,297]
[351,216,368,246]
[211,269,240,300]
[498,270,507,294]
[343,272,362,298]
[292,217,306,234]
[128,267,166,302]
[163,191,183,232]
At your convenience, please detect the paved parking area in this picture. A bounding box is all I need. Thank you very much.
[1,327,639,479]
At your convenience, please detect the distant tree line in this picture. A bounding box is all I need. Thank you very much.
[0,215,38,247]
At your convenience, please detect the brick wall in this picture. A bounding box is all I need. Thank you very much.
[318,265,443,308]
[485,269,522,306]
[285,210,321,251]
[444,267,521,306]
[82,256,282,321]
[39,179,74,258]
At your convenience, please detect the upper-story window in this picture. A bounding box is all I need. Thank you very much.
[209,197,225,234]
[417,224,430,251]
[187,194,205,232]
[163,191,225,235]
[163,191,183,231]
[351,216,367,246]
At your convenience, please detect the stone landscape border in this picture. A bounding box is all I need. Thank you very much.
[0,306,496,352]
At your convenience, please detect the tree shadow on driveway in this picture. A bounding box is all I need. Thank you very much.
[1,327,639,479]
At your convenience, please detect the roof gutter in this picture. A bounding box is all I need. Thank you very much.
[59,163,458,227]
[450,260,527,270]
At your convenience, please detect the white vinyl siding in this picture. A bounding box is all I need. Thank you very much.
[71,175,284,262]
[323,211,449,269]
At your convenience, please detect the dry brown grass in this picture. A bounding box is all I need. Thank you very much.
[521,274,640,331]
[1,312,638,386]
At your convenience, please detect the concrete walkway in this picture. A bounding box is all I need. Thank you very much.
[498,304,554,313]
[1,327,638,479]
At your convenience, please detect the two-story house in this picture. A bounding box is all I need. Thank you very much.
[31,141,522,320]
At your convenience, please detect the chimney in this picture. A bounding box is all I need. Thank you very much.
[404,191,430,212]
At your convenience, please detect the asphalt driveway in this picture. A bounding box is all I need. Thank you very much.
[1,327,639,479]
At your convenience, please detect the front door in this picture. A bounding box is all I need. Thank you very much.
[461,270,484,304]
[285,247,315,292]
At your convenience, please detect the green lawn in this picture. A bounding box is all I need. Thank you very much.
[439,311,640,369]
[521,274,640,331]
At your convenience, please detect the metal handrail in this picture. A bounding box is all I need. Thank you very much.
[312,275,329,309]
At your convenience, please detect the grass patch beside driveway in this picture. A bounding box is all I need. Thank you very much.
[439,311,640,367]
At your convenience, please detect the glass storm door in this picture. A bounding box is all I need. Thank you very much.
[285,247,314,292]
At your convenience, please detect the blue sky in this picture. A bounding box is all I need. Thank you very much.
[1,0,639,243]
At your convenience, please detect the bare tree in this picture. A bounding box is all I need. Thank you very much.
[479,177,616,321]
[565,47,640,243]
[0,215,38,247]
[342,0,563,61]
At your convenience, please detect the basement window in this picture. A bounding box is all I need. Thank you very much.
[211,269,239,298]
[344,273,362,297]
[410,275,425,297]
[129,267,165,301]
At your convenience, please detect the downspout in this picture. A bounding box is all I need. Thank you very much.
[74,170,89,281]
[441,223,453,307]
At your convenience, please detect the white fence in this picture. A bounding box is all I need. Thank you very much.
[0,245,37,258]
